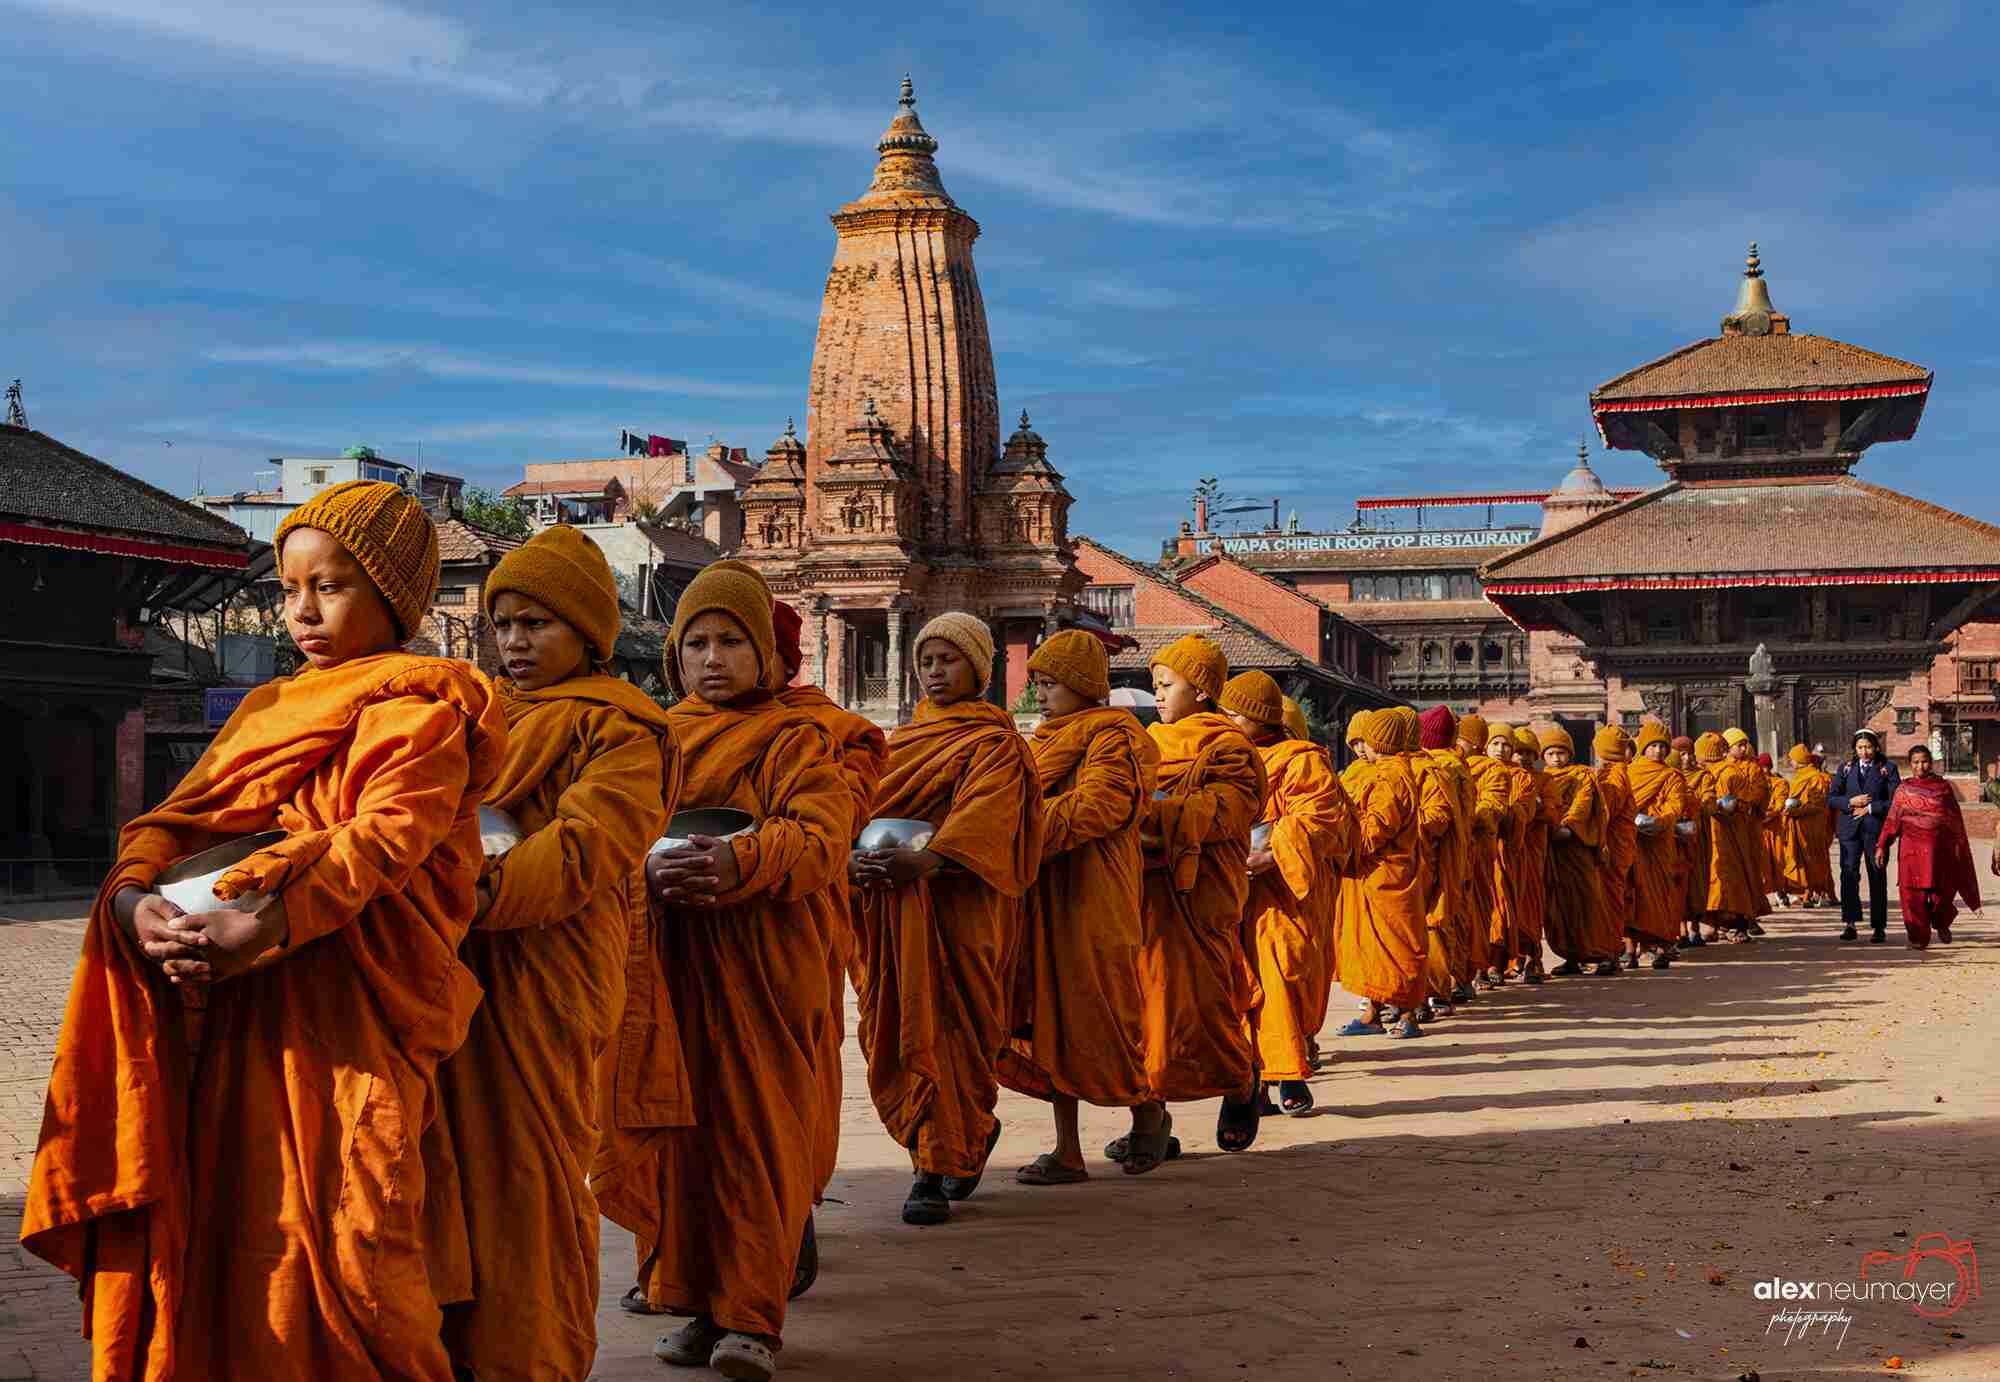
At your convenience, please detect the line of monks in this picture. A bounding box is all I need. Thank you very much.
[18,480,1851,1382]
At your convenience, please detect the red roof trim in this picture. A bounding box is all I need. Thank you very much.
[0,520,249,569]
[1591,382,1930,415]
[1356,490,1645,510]
[1487,569,2000,595]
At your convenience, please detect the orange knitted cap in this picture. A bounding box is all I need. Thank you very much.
[1151,633,1227,703]
[1219,670,1285,726]
[275,480,438,640]
[665,560,780,697]
[915,612,997,695]
[1281,696,1311,741]
[1028,629,1110,702]
[484,523,622,661]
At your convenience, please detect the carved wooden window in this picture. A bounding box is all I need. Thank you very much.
[1453,641,1474,666]
[1449,573,1479,599]
[1482,640,1503,665]
[1401,576,1426,601]
[1349,577,1374,601]
[1962,660,1996,692]
[1421,641,1443,669]
[1744,408,1779,452]
[1895,707,1918,735]
[1744,596,1785,639]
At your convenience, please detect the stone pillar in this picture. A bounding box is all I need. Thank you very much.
[886,601,907,724]
[811,599,831,692]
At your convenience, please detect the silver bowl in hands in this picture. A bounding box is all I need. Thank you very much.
[857,817,935,852]
[479,805,525,858]
[156,830,286,915]
[1785,796,1801,812]
[1674,820,1698,839]
[1250,822,1274,851]
[650,807,756,855]
[1633,812,1662,836]
[1717,795,1738,814]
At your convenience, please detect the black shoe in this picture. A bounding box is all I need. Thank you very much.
[1591,960,1620,976]
[1551,960,1584,976]
[1840,924,1858,941]
[789,1213,818,1299]
[1747,922,1766,936]
[1650,954,1671,970]
[941,1121,1002,1201]
[1870,927,1887,945]
[902,1174,950,1225]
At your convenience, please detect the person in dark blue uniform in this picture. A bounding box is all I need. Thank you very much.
[1827,729,1900,941]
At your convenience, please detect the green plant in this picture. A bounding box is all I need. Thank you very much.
[1011,683,1041,715]
[461,486,532,539]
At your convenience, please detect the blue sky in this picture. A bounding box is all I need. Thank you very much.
[5,0,1996,558]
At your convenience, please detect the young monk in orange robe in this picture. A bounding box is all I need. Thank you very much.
[1706,729,1771,939]
[768,594,885,1287]
[1127,634,1268,1156]
[1675,735,1717,947]
[1509,725,1557,983]
[850,612,1043,1226]
[1453,715,1515,1000]
[1411,705,1475,1018]
[1001,631,1161,1181]
[1758,752,1790,902]
[641,563,851,1381]
[1592,725,1640,975]
[425,524,680,1382]
[1281,695,1343,1049]
[1538,726,1615,976]
[23,480,506,1382]
[1220,671,1353,1117]
[1333,709,1428,1038]
[1774,744,1834,904]
[1625,721,1689,970]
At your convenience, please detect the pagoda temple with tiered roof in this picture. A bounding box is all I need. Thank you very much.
[1483,246,2000,752]
[737,78,1088,719]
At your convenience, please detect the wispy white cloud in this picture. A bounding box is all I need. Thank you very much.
[203,341,781,399]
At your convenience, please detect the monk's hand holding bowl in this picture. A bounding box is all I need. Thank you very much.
[1245,847,1277,876]
[852,846,940,891]
[166,902,289,984]
[651,834,741,904]
[1554,825,1574,841]
[117,887,202,974]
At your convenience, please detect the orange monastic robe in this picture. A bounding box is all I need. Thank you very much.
[999,707,1159,1106]
[1625,758,1688,946]
[855,699,1042,1177]
[777,683,887,1201]
[1415,748,1475,996]
[1141,713,1267,1101]
[23,652,505,1382]
[1707,760,1769,919]
[638,694,850,1339]
[1594,761,1638,948]
[1335,753,1427,1010]
[431,677,677,1382]
[1511,765,1556,960]
[1775,762,1834,897]
[1543,765,1612,963]
[1246,737,1354,1081]
[1461,751,1518,974]
[1681,762,1719,922]
[1760,767,1789,894]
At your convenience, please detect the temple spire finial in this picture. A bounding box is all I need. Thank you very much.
[1723,239,1782,336]
[4,379,25,428]
[784,416,796,438]
[1019,408,1030,429]
[1577,435,1590,467]
[900,73,915,109]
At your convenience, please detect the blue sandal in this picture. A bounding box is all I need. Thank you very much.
[1336,1017,1384,1037]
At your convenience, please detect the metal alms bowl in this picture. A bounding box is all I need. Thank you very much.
[156,830,287,915]
[479,805,525,858]
[1250,822,1275,851]
[650,807,755,855]
[857,817,935,852]
[1675,820,1698,839]
[1633,812,1660,835]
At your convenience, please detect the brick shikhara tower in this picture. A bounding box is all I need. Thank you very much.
[739,77,1085,720]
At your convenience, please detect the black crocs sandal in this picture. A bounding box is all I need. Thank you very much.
[1277,1080,1314,1116]
[1121,1112,1177,1175]
[622,1283,668,1316]
[1016,1153,1090,1185]
[901,1174,950,1225]
[1216,1092,1263,1152]
[942,1120,1002,1201]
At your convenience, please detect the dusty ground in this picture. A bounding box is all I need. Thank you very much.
[5,849,1997,1382]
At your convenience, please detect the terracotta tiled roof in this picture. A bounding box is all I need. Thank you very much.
[1482,477,2000,583]
[1593,332,1932,402]
[436,518,526,564]
[1,424,249,548]
[1075,538,1391,700]
[1179,552,1399,651]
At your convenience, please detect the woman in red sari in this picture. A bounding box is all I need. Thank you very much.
[1874,745,1980,949]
